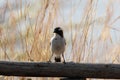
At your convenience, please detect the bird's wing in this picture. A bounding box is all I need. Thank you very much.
[50,37,54,45]
[64,38,66,45]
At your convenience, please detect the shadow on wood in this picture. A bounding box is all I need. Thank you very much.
[60,77,86,80]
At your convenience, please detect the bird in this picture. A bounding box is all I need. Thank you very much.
[49,27,66,63]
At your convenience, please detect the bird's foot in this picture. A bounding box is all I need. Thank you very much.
[47,60,52,63]
[63,61,66,64]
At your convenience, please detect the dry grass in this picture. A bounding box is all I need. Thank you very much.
[0,0,119,80]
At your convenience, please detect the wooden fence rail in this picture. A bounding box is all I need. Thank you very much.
[0,61,120,79]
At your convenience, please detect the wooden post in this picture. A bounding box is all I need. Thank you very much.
[0,61,120,79]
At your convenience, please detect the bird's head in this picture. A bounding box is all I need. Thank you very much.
[53,27,63,38]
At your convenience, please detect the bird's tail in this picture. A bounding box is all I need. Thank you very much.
[55,57,61,62]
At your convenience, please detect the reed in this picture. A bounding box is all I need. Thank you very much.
[0,0,119,80]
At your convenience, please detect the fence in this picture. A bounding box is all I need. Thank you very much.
[0,61,120,80]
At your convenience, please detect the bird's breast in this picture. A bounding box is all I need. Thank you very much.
[50,37,65,53]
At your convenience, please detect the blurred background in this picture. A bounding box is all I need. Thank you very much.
[0,0,119,80]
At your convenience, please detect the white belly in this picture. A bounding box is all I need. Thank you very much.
[50,36,65,56]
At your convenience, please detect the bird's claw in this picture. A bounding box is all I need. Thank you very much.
[63,61,66,64]
[47,60,51,63]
